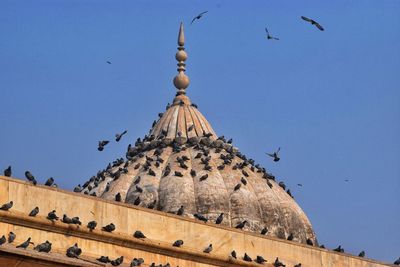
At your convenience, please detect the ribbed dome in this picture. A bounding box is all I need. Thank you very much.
[80,22,317,245]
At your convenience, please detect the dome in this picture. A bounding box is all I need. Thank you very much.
[80,23,317,245]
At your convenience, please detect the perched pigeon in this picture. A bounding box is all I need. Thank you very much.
[203,244,213,253]
[131,258,145,266]
[231,250,237,259]
[102,223,116,232]
[97,256,111,263]
[71,217,82,225]
[333,245,344,252]
[241,177,247,185]
[25,171,37,185]
[66,243,82,258]
[261,227,268,235]
[306,238,314,246]
[233,183,241,191]
[287,233,294,241]
[29,207,39,217]
[274,257,285,267]
[73,184,82,192]
[194,213,208,223]
[133,230,146,239]
[358,251,365,257]
[173,240,184,247]
[243,253,252,262]
[235,220,247,229]
[115,193,122,202]
[47,210,59,221]
[44,177,54,186]
[3,166,11,177]
[62,214,73,224]
[294,264,302,267]
[34,241,52,253]
[256,255,267,264]
[199,174,208,181]
[394,257,400,265]
[8,232,16,243]
[215,213,224,224]
[177,205,184,216]
[87,220,97,231]
[111,256,124,266]
[0,235,6,245]
[0,201,13,211]
[133,196,141,206]
[16,237,34,249]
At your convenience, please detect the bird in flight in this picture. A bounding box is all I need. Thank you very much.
[266,147,281,162]
[191,11,208,25]
[344,179,350,182]
[301,16,324,31]
[106,61,111,64]
[297,183,303,187]
[98,140,109,151]
[265,28,279,40]
[115,130,127,142]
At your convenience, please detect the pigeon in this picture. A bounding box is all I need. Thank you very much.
[44,177,54,186]
[62,214,73,224]
[287,233,294,241]
[235,220,247,229]
[73,184,82,192]
[274,257,285,267]
[47,210,59,221]
[294,264,302,267]
[261,227,268,235]
[199,174,208,181]
[266,147,280,162]
[241,177,247,185]
[3,166,11,177]
[0,235,6,245]
[215,213,224,224]
[131,258,145,266]
[191,11,208,25]
[301,16,324,31]
[115,193,122,202]
[25,171,37,185]
[102,223,116,232]
[319,244,326,249]
[177,205,184,216]
[16,237,34,249]
[106,61,112,64]
[233,183,241,191]
[34,241,52,253]
[133,230,146,239]
[173,239,184,247]
[306,238,314,246]
[194,213,208,223]
[394,257,400,265]
[71,217,82,225]
[243,253,252,262]
[136,185,143,193]
[297,183,303,187]
[97,256,111,263]
[256,255,267,264]
[111,256,124,266]
[231,250,237,259]
[66,243,82,258]
[265,27,279,40]
[115,131,127,142]
[203,244,213,253]
[133,196,141,206]
[278,182,286,190]
[147,200,157,209]
[358,251,365,257]
[0,201,13,211]
[87,220,97,231]
[8,232,16,243]
[29,207,39,217]
[333,245,344,252]
[188,124,195,131]
[98,140,110,151]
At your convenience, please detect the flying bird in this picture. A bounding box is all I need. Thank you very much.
[265,27,279,40]
[266,147,281,162]
[191,11,208,25]
[301,16,324,31]
[98,140,110,151]
[3,166,11,177]
[115,130,128,142]
[106,61,112,64]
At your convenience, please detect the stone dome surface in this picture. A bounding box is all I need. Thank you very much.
[80,22,317,245]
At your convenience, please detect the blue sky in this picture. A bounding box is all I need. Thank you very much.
[0,0,399,263]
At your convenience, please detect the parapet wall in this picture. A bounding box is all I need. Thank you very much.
[0,176,392,267]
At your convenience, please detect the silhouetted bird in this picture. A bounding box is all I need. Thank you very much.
[106,61,112,64]
[102,223,116,232]
[44,177,54,186]
[25,171,37,185]
[3,166,11,177]
[215,213,224,224]
[243,253,252,262]
[274,257,285,267]
[266,147,281,162]
[87,220,97,231]
[265,27,279,40]
[306,238,314,246]
[358,251,365,257]
[0,235,6,245]
[287,233,294,241]
[234,183,241,191]
[241,177,247,185]
[133,230,146,239]
[231,250,237,259]
[235,220,247,229]
[194,213,208,223]
[0,201,13,211]
[111,256,124,266]
[115,130,127,142]
[173,239,184,247]
[97,256,111,263]
[301,16,324,31]
[203,244,213,253]
[199,174,208,181]
[333,245,344,252]
[177,205,184,216]
[47,210,59,221]
[34,241,52,253]
[8,232,16,243]
[261,227,268,235]
[16,237,33,249]
[29,206,39,217]
[115,193,122,202]
[98,140,110,151]
[191,11,208,25]
[256,255,267,264]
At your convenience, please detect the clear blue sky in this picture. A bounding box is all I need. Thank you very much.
[1,0,399,263]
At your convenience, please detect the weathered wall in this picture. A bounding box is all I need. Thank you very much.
[0,176,391,267]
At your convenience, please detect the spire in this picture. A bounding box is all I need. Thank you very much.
[173,22,190,96]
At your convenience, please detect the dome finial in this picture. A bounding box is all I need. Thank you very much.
[173,22,189,95]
